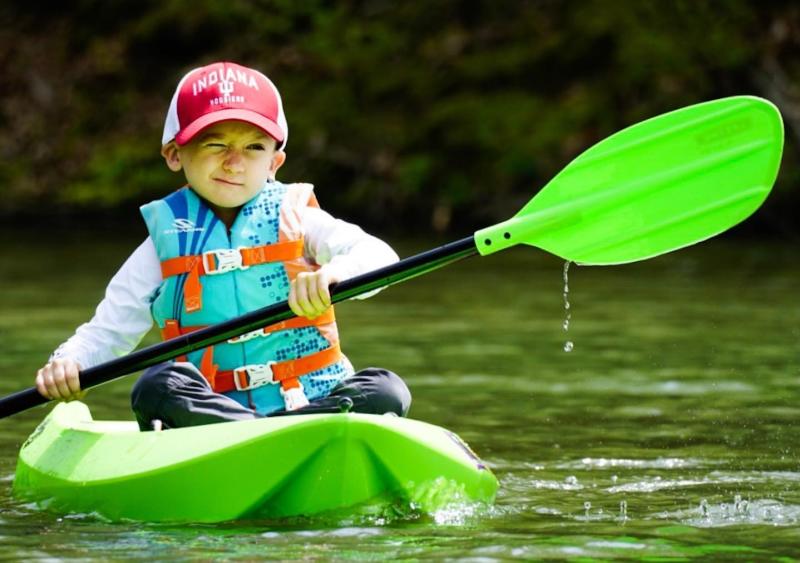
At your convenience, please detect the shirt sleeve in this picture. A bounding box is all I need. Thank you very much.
[302,206,399,299]
[50,238,162,369]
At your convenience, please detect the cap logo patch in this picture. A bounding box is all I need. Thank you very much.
[210,79,244,106]
[192,68,260,96]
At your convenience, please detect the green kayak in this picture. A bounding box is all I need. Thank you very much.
[13,401,497,523]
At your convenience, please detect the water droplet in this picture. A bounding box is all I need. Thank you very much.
[611,475,618,484]
[561,261,573,352]
[583,501,591,516]
[700,498,709,518]
[619,500,628,519]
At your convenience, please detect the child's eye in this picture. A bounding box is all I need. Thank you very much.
[206,143,226,148]
[247,144,266,151]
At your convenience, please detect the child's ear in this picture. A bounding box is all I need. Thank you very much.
[161,142,182,172]
[268,150,286,179]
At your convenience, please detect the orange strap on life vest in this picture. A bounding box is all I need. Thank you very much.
[159,307,336,343]
[208,343,342,394]
[259,307,336,335]
[159,239,305,313]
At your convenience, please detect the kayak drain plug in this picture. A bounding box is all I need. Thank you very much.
[338,396,354,413]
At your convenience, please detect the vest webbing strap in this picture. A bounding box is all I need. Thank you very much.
[160,239,305,277]
[159,239,305,313]
[208,343,342,393]
[159,308,336,343]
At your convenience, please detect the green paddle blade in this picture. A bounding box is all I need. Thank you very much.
[475,96,784,264]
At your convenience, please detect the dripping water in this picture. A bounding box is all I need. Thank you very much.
[563,261,573,352]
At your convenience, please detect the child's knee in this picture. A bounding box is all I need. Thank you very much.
[359,367,412,416]
[385,370,412,416]
[131,362,173,413]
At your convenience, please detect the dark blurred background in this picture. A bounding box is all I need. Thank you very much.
[1,0,797,237]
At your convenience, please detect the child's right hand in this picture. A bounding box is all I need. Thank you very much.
[35,359,83,401]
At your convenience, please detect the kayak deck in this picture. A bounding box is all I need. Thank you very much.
[14,402,497,523]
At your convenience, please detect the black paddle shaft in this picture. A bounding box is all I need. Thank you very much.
[0,236,478,418]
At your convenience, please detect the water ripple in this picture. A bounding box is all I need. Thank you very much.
[557,457,706,470]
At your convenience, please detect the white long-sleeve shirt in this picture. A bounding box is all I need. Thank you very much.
[51,207,398,369]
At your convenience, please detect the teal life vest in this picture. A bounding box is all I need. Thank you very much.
[141,181,351,415]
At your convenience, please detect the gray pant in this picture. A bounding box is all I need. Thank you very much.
[131,362,412,431]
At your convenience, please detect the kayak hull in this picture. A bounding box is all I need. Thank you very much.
[13,402,497,522]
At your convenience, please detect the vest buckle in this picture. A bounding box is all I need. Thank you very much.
[281,383,310,411]
[202,248,248,275]
[233,363,275,391]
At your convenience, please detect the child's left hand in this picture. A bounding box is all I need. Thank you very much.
[288,267,339,319]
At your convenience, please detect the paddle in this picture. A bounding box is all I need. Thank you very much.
[0,95,783,419]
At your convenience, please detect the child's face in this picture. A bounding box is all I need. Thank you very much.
[162,121,285,217]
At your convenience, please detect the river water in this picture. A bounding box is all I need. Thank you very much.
[0,229,798,560]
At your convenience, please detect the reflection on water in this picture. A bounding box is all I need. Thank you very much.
[0,229,799,559]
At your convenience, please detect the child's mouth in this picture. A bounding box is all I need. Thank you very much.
[214,178,243,187]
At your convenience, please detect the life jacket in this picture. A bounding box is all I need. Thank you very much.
[140,181,352,415]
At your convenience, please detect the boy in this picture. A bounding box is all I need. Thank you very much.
[34,61,411,430]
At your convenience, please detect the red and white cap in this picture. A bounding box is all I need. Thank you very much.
[162,61,288,149]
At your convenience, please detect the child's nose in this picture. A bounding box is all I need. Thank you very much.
[222,150,245,173]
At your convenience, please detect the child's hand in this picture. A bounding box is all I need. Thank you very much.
[35,358,84,401]
[289,268,339,319]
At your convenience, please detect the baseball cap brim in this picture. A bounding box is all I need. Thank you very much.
[174,108,286,147]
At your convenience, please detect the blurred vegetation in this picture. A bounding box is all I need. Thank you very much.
[0,0,798,235]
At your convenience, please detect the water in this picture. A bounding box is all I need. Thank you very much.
[562,260,573,353]
[1,229,799,559]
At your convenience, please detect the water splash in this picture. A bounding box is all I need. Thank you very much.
[664,497,800,527]
[562,261,573,353]
[700,498,710,519]
[559,457,698,470]
[409,476,470,513]
[733,494,749,516]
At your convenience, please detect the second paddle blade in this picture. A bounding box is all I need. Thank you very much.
[476,96,784,264]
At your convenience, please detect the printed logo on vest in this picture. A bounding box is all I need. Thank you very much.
[164,218,206,235]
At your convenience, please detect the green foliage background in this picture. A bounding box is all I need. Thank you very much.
[1,1,797,234]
